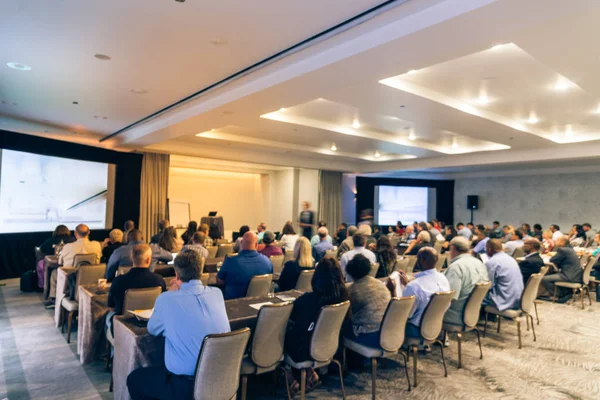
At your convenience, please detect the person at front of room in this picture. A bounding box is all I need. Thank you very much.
[58,223,102,267]
[298,201,315,239]
[482,239,524,311]
[216,231,273,299]
[127,249,230,400]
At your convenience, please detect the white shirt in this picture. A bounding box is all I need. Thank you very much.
[503,240,524,256]
[59,238,102,266]
[279,234,299,252]
[552,230,563,241]
[340,246,377,282]
[404,268,451,326]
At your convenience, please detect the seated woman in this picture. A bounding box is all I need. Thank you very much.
[569,225,586,247]
[278,237,314,291]
[284,256,349,394]
[542,230,555,253]
[158,226,183,253]
[37,225,76,288]
[375,236,397,277]
[345,254,391,347]
[233,225,250,253]
[180,221,197,245]
[279,221,299,252]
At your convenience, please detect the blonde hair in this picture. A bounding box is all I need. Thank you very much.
[109,229,123,243]
[294,236,314,268]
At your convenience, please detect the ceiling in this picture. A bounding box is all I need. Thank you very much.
[4,0,600,175]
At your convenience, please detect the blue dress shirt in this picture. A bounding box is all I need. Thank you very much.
[484,252,524,311]
[473,237,490,254]
[312,240,334,262]
[148,280,231,376]
[217,250,273,299]
[403,268,451,327]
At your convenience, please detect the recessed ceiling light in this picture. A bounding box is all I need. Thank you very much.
[553,80,570,91]
[408,131,416,141]
[279,108,286,112]
[565,125,573,137]
[352,119,360,129]
[6,62,31,71]
[175,0,186,2]
[477,95,489,105]
[94,54,111,61]
[374,151,381,158]
[211,129,216,132]
[594,106,600,115]
[407,70,418,74]
[490,44,505,51]
[451,137,459,148]
[209,38,228,46]
[130,89,148,95]
[331,143,337,151]
[527,113,538,124]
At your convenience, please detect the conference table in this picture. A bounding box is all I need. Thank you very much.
[112,290,303,400]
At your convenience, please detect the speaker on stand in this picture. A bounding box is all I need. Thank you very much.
[467,195,479,224]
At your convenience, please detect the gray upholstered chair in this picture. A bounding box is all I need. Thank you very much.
[442,281,491,368]
[484,272,544,349]
[194,328,251,400]
[270,255,285,275]
[206,246,218,258]
[553,256,595,309]
[579,253,592,268]
[246,274,272,297]
[284,301,350,400]
[216,239,229,246]
[240,303,293,400]
[512,247,525,259]
[434,253,447,271]
[433,241,443,253]
[200,272,210,286]
[324,250,337,259]
[404,256,418,273]
[394,258,410,274]
[533,265,550,325]
[283,250,294,264]
[403,291,454,387]
[216,244,234,258]
[344,296,416,398]
[73,253,98,267]
[368,263,380,277]
[295,270,314,292]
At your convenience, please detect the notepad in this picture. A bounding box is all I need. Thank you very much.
[276,295,296,302]
[249,302,273,310]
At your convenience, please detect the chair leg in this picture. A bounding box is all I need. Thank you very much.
[483,312,488,337]
[526,314,530,331]
[399,352,411,391]
[412,345,418,387]
[105,340,111,370]
[579,288,584,309]
[342,346,347,373]
[475,328,483,360]
[109,375,113,392]
[331,359,346,400]
[272,369,277,396]
[66,311,74,344]
[497,316,501,333]
[553,286,557,303]
[241,375,248,400]
[300,368,306,400]
[534,302,540,325]
[371,358,377,400]
[529,315,536,342]
[456,332,462,369]
[437,341,448,377]
[281,367,293,400]
[586,286,593,305]
[516,318,522,349]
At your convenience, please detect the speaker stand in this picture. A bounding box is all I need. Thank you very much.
[470,208,474,224]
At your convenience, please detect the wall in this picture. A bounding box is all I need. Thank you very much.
[454,172,600,229]
[298,168,320,220]
[341,174,357,225]
[269,169,295,232]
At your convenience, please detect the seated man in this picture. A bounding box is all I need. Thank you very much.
[491,221,503,239]
[216,231,273,299]
[256,222,267,243]
[150,219,169,244]
[106,244,166,335]
[503,229,524,256]
[443,237,489,326]
[456,222,472,240]
[312,227,334,263]
[402,247,451,337]
[258,231,283,258]
[405,231,432,256]
[472,229,490,255]
[106,229,173,282]
[59,223,102,267]
[101,228,124,263]
[340,232,377,282]
[337,225,358,259]
[404,225,416,241]
[518,239,544,284]
[123,220,135,244]
[310,221,332,246]
[182,231,209,260]
[483,239,524,311]
[127,249,230,400]
[541,236,583,303]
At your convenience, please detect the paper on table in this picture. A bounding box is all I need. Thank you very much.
[128,309,153,321]
[276,295,296,302]
[249,302,274,310]
[389,271,405,298]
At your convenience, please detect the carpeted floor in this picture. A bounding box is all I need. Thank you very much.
[1,278,599,399]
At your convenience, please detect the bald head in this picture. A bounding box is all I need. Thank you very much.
[242,231,258,250]
[75,224,90,239]
[318,226,328,239]
[417,247,438,271]
[485,239,503,257]
[131,244,152,268]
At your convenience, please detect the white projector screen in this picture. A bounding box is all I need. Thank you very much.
[375,185,429,225]
[0,149,115,233]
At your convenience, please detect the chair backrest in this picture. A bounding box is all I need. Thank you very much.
[206,246,218,258]
[389,236,399,249]
[512,247,525,259]
[122,287,162,314]
[433,241,443,253]
[420,291,454,341]
[521,273,544,315]
[216,244,234,258]
[324,250,337,259]
[463,281,492,328]
[368,263,380,277]
[200,273,210,286]
[405,256,418,272]
[310,301,350,362]
[582,256,596,285]
[246,274,272,297]
[434,253,447,271]
[579,253,591,269]
[225,252,238,259]
[295,269,315,292]
[394,258,410,274]
[269,255,285,274]
[216,239,229,246]
[251,303,293,369]
[194,328,251,400]
[379,296,415,352]
[73,253,97,267]
[539,265,550,276]
[75,264,107,301]
[283,250,295,264]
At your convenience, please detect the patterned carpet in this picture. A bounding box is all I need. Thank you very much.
[1,278,599,400]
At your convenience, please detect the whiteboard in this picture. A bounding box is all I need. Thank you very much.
[168,199,190,229]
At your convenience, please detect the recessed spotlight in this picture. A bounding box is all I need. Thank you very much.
[331,143,337,151]
[565,125,573,137]
[352,119,360,129]
[408,131,416,140]
[451,137,459,148]
[209,38,228,46]
[94,54,111,61]
[279,108,286,112]
[130,89,148,95]
[6,62,31,71]
[490,44,505,51]
[374,151,381,158]
[477,95,489,105]
[407,69,418,74]
[527,114,538,124]
[594,106,600,115]
[211,129,216,132]
[553,80,570,91]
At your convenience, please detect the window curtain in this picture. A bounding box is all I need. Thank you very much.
[318,171,342,232]
[139,152,170,242]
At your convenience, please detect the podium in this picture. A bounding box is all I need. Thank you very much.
[200,216,224,238]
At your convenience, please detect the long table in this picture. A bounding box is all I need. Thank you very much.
[112,290,303,400]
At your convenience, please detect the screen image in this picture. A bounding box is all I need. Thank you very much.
[375,186,429,225]
[0,149,115,233]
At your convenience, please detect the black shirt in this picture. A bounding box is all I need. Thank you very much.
[102,242,123,263]
[278,261,314,292]
[39,235,76,255]
[299,210,314,238]
[107,268,166,315]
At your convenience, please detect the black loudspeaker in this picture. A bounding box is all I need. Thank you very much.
[467,195,479,210]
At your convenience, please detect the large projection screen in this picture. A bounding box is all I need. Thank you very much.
[0,149,115,233]
[375,185,430,225]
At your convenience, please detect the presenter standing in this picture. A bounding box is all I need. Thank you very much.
[298,201,315,239]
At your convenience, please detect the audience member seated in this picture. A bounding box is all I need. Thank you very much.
[467,222,475,233]
[518,239,544,284]
[358,224,377,250]
[180,220,197,245]
[491,221,503,239]
[568,225,586,247]
[106,229,173,282]
[312,227,334,263]
[405,231,431,257]
[482,239,524,311]
[428,222,443,243]
[284,256,349,394]
[532,223,543,241]
[106,244,167,335]
[472,228,490,255]
[501,225,514,243]
[373,225,383,240]
[456,222,472,240]
[404,225,416,241]
[182,231,209,260]
[208,223,222,243]
[279,221,299,252]
[310,221,332,246]
[233,225,250,253]
[541,236,583,303]
[503,229,524,256]
[340,232,377,281]
[441,225,457,253]
[123,220,135,244]
[583,223,596,241]
[374,236,398,277]
[403,247,451,337]
[158,226,183,253]
[101,229,124,263]
[150,219,169,244]
[337,225,358,258]
[443,237,489,326]
[59,224,102,267]
[278,237,315,291]
[333,222,348,246]
[256,222,267,243]
[216,231,273,299]
[199,223,213,246]
[258,231,283,258]
[127,249,230,400]
[395,221,405,235]
[39,224,75,255]
[345,254,391,346]
[521,223,533,240]
[542,230,555,253]
[550,224,563,242]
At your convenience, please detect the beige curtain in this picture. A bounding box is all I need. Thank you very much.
[318,170,342,231]
[139,152,170,242]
